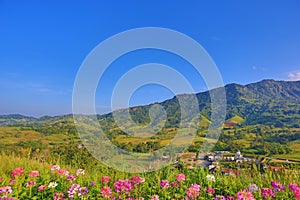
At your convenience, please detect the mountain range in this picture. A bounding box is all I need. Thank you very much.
[1,79,300,128]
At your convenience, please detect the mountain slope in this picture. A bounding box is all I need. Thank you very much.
[99,79,300,130]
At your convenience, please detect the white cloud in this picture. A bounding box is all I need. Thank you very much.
[288,71,300,81]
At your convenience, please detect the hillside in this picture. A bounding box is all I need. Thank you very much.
[98,79,300,130]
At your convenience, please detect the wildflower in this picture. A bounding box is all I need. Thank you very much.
[54,192,65,200]
[214,196,226,200]
[58,169,69,176]
[67,184,81,198]
[294,190,300,200]
[190,184,202,190]
[261,188,275,199]
[38,185,46,192]
[26,181,36,188]
[176,173,186,182]
[160,180,170,189]
[151,195,159,200]
[206,174,216,182]
[0,197,15,200]
[0,186,12,195]
[78,187,88,196]
[8,180,15,185]
[206,187,215,195]
[101,186,112,198]
[171,182,179,187]
[226,196,235,200]
[67,174,76,182]
[289,183,300,199]
[29,171,39,178]
[187,184,201,199]
[289,183,299,192]
[131,176,145,186]
[51,165,60,171]
[114,179,133,194]
[76,169,85,176]
[11,167,24,177]
[248,184,258,193]
[101,176,110,183]
[48,182,58,188]
[236,189,255,200]
[90,181,95,186]
[0,178,3,182]
[271,181,284,191]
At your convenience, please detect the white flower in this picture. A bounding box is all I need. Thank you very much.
[48,182,58,188]
[206,174,216,182]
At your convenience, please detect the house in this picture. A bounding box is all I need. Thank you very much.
[224,122,239,127]
[268,166,285,173]
[234,150,243,160]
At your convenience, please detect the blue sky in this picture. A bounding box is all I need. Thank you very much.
[0,1,300,117]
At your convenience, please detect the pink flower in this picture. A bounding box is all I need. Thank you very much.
[206,187,215,195]
[176,173,186,182]
[67,174,76,182]
[0,196,14,200]
[78,187,88,196]
[101,186,112,198]
[51,165,60,171]
[289,183,299,192]
[113,179,133,194]
[190,184,202,190]
[54,192,65,200]
[29,171,39,178]
[67,184,80,198]
[237,189,255,200]
[160,180,170,189]
[101,176,110,183]
[26,181,36,188]
[187,184,201,199]
[294,191,300,200]
[76,169,85,176]
[38,185,46,192]
[151,195,159,200]
[0,186,12,194]
[11,167,24,177]
[131,176,145,186]
[58,169,69,176]
[289,183,300,199]
[214,196,226,200]
[171,182,179,187]
[226,196,235,200]
[261,188,275,199]
[271,181,284,191]
[8,180,15,185]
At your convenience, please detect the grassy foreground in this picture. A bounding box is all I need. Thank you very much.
[0,154,299,199]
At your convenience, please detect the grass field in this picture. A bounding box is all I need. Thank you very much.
[273,140,300,161]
